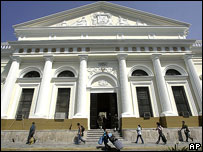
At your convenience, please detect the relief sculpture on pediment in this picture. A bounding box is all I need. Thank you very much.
[91,12,112,26]
[72,17,87,26]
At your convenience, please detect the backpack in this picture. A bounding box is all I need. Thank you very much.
[81,126,85,133]
[81,126,85,136]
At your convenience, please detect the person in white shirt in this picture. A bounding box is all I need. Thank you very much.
[135,125,144,144]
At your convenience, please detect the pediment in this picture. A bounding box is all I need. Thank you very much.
[50,11,149,27]
[13,1,190,28]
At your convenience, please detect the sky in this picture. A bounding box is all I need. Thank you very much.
[1,1,202,42]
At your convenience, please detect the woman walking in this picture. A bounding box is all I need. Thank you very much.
[135,125,144,144]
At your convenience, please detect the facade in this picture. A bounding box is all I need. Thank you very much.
[1,2,202,130]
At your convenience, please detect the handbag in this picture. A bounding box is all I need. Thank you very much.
[98,136,104,145]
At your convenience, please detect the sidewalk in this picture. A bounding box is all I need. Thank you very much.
[1,140,200,151]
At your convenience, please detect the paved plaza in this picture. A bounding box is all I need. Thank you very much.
[1,140,201,151]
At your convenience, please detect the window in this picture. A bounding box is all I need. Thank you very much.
[136,87,153,117]
[16,88,34,119]
[166,69,181,75]
[132,70,148,76]
[55,88,71,118]
[23,71,40,78]
[172,86,192,116]
[57,70,75,77]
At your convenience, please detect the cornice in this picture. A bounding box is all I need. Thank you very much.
[8,39,196,47]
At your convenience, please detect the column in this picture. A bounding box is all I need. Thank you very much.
[35,55,53,118]
[74,55,88,118]
[184,54,202,115]
[117,54,133,117]
[151,54,176,116]
[1,56,21,118]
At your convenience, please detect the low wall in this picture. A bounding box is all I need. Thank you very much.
[1,118,88,130]
[1,130,87,143]
[122,127,202,143]
[121,116,201,129]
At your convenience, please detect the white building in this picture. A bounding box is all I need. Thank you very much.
[1,2,202,130]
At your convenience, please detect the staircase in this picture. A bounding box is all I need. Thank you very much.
[86,129,124,143]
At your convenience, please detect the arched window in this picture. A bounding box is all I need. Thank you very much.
[23,71,40,78]
[57,70,75,77]
[132,70,148,76]
[166,69,181,76]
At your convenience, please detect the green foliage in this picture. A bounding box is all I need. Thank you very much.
[166,144,189,151]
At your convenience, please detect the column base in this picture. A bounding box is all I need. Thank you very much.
[73,113,87,118]
[160,111,178,117]
[1,115,8,119]
[121,112,134,118]
[33,113,49,119]
[198,111,202,116]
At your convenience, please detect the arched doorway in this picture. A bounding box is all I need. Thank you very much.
[88,73,119,129]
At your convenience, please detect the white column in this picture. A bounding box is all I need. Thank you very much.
[117,54,133,117]
[184,54,202,115]
[1,56,21,118]
[74,55,88,118]
[151,54,176,116]
[35,55,53,118]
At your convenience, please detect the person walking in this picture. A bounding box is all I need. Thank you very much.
[179,121,193,142]
[76,123,86,144]
[113,114,118,132]
[154,122,167,144]
[26,122,36,144]
[135,125,144,144]
[97,115,103,130]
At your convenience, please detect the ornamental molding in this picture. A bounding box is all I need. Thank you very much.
[97,80,110,87]
[91,12,113,26]
[72,17,87,26]
[87,64,117,79]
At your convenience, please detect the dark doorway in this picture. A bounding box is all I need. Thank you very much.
[90,93,118,129]
[172,86,192,116]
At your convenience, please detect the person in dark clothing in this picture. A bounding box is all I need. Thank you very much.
[180,121,193,142]
[102,116,107,129]
[26,122,36,144]
[76,123,86,144]
[112,114,118,132]
[107,113,112,128]
[153,122,166,144]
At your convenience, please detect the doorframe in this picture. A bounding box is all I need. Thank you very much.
[87,87,120,130]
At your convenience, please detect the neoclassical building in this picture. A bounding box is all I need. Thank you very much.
[1,2,202,130]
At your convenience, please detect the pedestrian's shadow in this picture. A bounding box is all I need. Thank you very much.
[96,146,119,151]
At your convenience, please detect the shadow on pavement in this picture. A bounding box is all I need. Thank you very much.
[96,145,119,151]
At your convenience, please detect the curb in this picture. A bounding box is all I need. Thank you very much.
[1,145,187,151]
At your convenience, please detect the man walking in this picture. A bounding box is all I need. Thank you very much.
[180,121,193,142]
[154,122,167,144]
[76,123,86,144]
[135,125,144,144]
[26,122,36,144]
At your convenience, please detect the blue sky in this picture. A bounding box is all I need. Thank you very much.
[1,1,202,42]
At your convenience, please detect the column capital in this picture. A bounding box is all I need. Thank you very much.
[183,54,194,61]
[117,53,128,61]
[78,55,88,61]
[151,53,162,61]
[10,56,21,63]
[43,55,54,62]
